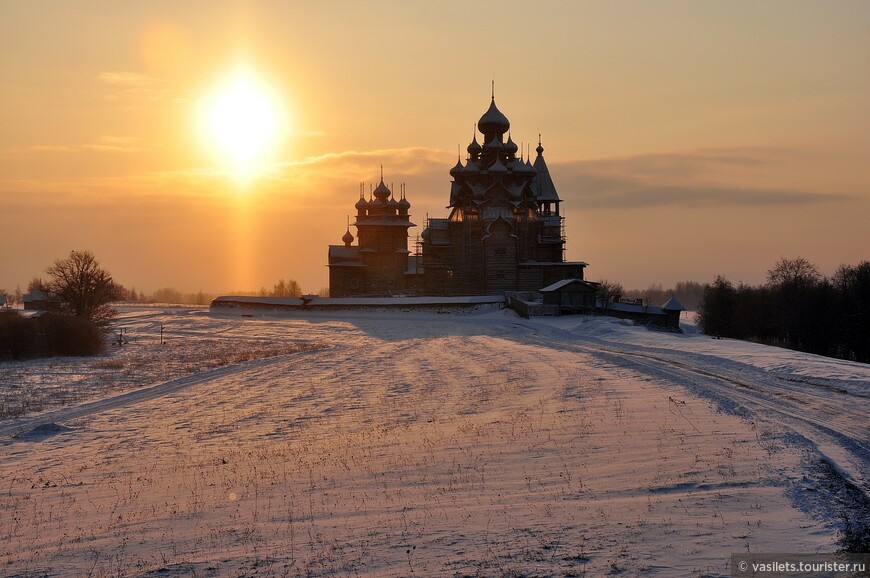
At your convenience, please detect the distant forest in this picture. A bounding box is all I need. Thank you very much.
[698,258,870,364]
[116,279,318,305]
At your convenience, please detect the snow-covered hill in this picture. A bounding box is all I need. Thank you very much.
[1,305,867,576]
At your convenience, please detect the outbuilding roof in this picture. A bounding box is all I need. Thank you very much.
[540,278,597,292]
[661,296,686,311]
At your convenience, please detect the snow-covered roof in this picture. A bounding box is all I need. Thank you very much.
[212,296,305,306]
[539,278,596,292]
[306,296,504,306]
[661,296,685,311]
[606,302,665,316]
[23,290,49,302]
[519,261,589,267]
[328,245,361,260]
[328,262,366,268]
[212,295,504,308]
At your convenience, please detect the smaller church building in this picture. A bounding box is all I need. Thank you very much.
[327,177,418,297]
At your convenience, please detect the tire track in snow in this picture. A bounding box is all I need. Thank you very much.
[0,347,331,441]
[502,320,869,492]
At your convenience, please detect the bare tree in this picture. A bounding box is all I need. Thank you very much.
[272,278,302,297]
[46,250,121,327]
[597,279,624,309]
[27,278,47,293]
[767,257,821,289]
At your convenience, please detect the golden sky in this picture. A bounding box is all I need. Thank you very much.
[2,1,869,294]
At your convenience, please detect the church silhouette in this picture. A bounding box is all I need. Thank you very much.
[328,95,587,297]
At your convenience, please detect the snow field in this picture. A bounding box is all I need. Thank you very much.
[1,306,866,576]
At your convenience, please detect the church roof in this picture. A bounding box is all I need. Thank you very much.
[328,245,363,265]
[462,159,480,174]
[489,157,507,174]
[467,135,482,156]
[373,179,391,199]
[504,134,518,156]
[513,158,535,175]
[354,218,416,227]
[531,140,560,202]
[478,97,510,137]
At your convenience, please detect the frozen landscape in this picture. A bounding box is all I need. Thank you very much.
[1,304,868,577]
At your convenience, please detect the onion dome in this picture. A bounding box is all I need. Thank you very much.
[484,135,502,153]
[536,141,544,156]
[421,227,431,242]
[467,135,482,157]
[514,158,536,175]
[525,157,535,172]
[342,229,354,246]
[504,134,518,156]
[387,196,400,214]
[398,195,411,210]
[489,158,507,174]
[368,196,384,213]
[373,179,391,200]
[478,98,510,137]
[462,158,480,173]
[450,158,464,177]
[355,195,368,211]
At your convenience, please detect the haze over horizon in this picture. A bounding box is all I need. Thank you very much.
[2,1,868,295]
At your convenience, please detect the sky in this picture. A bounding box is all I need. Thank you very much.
[2,1,869,295]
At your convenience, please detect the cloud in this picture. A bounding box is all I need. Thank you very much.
[552,147,850,209]
[97,71,166,106]
[8,144,844,219]
[97,71,162,87]
[112,146,454,203]
[0,145,75,156]
[279,147,451,177]
[82,136,143,153]
[3,136,145,157]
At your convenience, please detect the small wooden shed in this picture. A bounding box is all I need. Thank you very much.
[539,279,599,313]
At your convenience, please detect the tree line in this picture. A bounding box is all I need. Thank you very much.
[119,278,319,304]
[698,258,870,363]
[2,248,320,360]
[1,250,119,359]
[623,281,706,310]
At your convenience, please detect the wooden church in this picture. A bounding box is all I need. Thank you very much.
[328,95,587,297]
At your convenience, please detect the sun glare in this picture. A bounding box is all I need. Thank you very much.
[199,66,287,182]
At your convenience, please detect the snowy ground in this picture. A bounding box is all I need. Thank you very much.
[0,306,316,419]
[0,305,867,577]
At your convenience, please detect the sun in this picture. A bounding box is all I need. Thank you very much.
[199,66,287,182]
